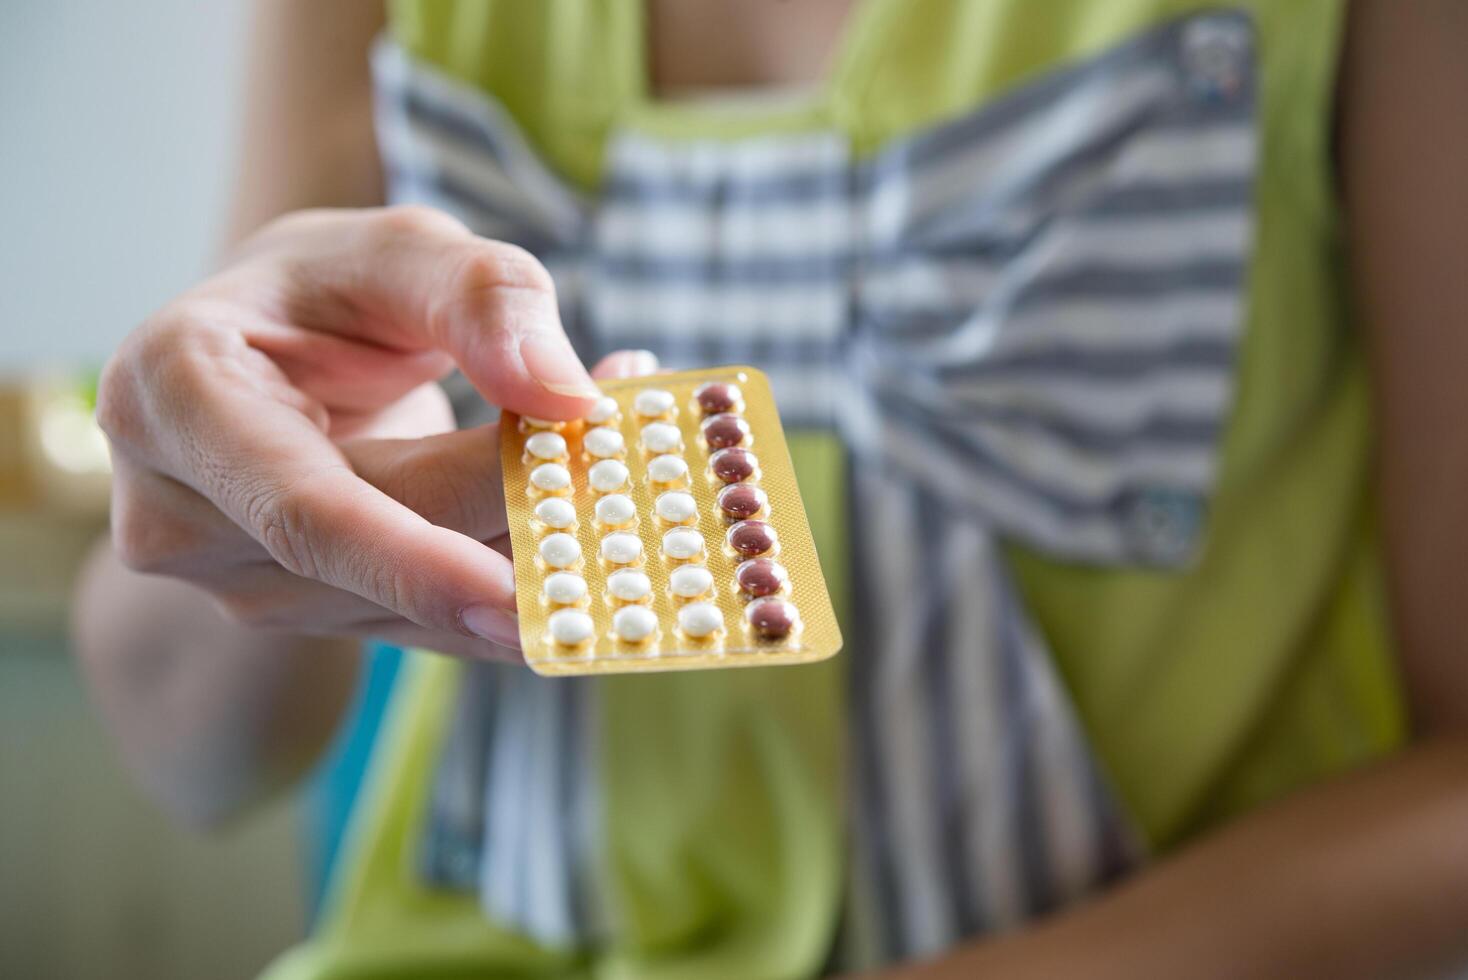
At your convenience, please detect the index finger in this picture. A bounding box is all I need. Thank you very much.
[254,206,599,421]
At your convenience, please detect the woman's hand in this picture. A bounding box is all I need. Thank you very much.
[97,205,637,661]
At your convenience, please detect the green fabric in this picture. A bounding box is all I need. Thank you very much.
[265,1,1408,976]
[264,437,847,980]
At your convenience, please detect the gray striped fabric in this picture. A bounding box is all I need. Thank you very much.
[376,8,1257,968]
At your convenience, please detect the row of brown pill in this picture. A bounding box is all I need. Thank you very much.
[695,381,802,642]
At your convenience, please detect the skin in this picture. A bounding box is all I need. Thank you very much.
[73,0,1468,975]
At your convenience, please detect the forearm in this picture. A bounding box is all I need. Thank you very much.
[72,540,360,827]
[880,737,1468,980]
[70,0,388,827]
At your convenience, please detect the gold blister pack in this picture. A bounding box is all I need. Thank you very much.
[501,365,842,676]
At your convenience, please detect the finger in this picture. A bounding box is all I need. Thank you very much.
[100,322,521,639]
[241,314,458,415]
[332,379,457,442]
[343,424,507,542]
[591,349,659,380]
[259,206,599,421]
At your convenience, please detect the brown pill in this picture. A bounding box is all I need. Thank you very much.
[735,558,788,598]
[694,382,741,415]
[710,448,758,484]
[728,520,778,557]
[746,597,800,639]
[702,413,750,449]
[718,483,767,520]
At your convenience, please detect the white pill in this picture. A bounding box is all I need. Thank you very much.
[640,422,682,453]
[600,531,643,564]
[654,490,698,524]
[662,527,704,560]
[582,426,625,459]
[538,532,581,568]
[677,602,724,638]
[533,497,577,529]
[521,416,560,430]
[646,454,689,484]
[525,431,567,460]
[594,493,637,526]
[547,608,594,646]
[606,568,652,602]
[529,463,571,492]
[668,564,714,599]
[612,605,659,642]
[586,395,619,424]
[589,459,630,493]
[634,388,676,417]
[543,572,587,605]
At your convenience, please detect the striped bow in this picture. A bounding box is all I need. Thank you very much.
[378,8,1256,966]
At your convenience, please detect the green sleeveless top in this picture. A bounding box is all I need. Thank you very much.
[264,2,1403,977]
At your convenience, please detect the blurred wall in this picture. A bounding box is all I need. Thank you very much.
[0,3,312,978]
[0,0,250,371]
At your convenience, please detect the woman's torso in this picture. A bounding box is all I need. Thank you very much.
[265,2,1404,977]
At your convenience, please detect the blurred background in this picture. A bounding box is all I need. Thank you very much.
[1,3,309,977]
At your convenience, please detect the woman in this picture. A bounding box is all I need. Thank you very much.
[75,1,1468,977]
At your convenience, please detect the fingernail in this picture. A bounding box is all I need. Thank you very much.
[520,335,599,399]
[460,604,522,648]
[625,349,659,378]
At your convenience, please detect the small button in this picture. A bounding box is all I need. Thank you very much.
[1123,486,1204,565]
[1181,16,1251,103]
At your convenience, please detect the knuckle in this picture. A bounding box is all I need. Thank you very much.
[246,482,324,581]
[94,355,139,447]
[97,311,190,444]
[455,241,555,296]
[212,592,292,632]
[371,204,466,242]
[111,494,199,576]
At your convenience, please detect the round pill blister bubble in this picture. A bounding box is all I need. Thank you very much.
[538,532,582,568]
[640,422,682,454]
[547,608,594,646]
[662,526,704,561]
[735,558,789,598]
[529,462,572,493]
[521,416,562,431]
[678,602,724,639]
[594,493,637,527]
[694,382,741,416]
[700,414,750,450]
[654,490,698,524]
[525,431,568,461]
[612,604,659,643]
[668,563,714,599]
[589,459,630,493]
[583,426,625,459]
[646,454,689,485]
[606,568,652,602]
[586,395,619,424]
[709,448,757,484]
[633,388,676,418]
[746,597,801,639]
[717,483,767,521]
[543,571,588,605]
[600,531,644,565]
[727,520,777,558]
[534,496,577,530]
